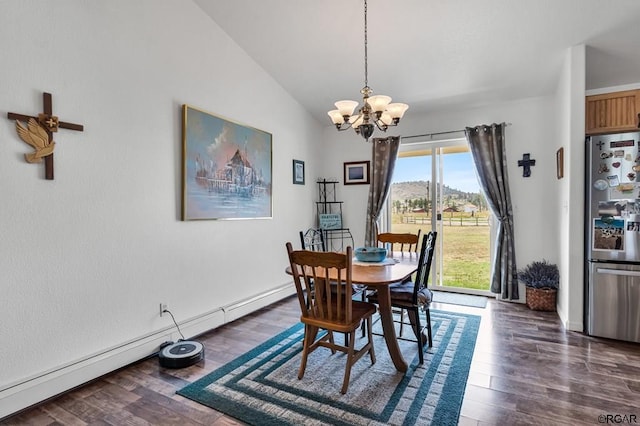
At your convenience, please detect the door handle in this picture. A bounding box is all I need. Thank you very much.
[596,267,640,277]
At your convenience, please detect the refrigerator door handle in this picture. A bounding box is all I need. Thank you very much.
[596,267,640,277]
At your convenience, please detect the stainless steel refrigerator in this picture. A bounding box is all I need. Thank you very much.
[585,131,640,343]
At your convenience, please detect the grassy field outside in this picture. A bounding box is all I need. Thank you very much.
[391,213,491,291]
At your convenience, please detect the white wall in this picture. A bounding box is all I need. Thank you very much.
[0,0,322,417]
[322,96,560,303]
[555,45,587,331]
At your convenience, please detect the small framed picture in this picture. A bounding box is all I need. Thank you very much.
[344,161,370,185]
[556,147,564,179]
[293,159,305,185]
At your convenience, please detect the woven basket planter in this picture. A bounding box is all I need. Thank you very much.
[526,287,557,311]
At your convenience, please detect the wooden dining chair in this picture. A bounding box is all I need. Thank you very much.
[370,231,422,336]
[302,227,366,303]
[286,242,377,394]
[367,231,437,364]
[377,230,421,256]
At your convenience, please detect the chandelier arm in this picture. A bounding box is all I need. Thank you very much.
[373,120,387,132]
[373,116,399,130]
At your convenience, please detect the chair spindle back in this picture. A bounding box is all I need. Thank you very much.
[413,231,437,303]
[299,228,326,251]
[286,242,353,323]
[377,231,421,255]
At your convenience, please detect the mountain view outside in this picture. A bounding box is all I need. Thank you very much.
[390,151,491,291]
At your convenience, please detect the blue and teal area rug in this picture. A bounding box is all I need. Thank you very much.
[178,310,480,426]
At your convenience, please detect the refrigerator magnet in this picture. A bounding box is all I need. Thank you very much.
[607,175,620,186]
[611,184,636,200]
[598,201,626,216]
[593,218,625,251]
[593,179,608,191]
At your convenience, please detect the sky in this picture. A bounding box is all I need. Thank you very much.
[392,152,481,193]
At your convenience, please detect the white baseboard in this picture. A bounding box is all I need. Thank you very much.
[565,321,584,332]
[0,283,294,420]
[223,283,294,323]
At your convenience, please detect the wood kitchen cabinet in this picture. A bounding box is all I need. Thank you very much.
[585,89,640,135]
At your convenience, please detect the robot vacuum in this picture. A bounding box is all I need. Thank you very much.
[158,340,204,368]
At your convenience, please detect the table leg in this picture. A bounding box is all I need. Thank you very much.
[376,285,408,372]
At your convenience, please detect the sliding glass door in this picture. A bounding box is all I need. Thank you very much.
[387,138,493,294]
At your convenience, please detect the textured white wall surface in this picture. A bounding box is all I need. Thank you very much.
[0,0,322,412]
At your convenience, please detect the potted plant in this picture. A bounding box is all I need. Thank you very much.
[517,260,559,311]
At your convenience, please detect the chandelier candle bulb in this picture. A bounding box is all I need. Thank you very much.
[386,103,409,121]
[350,115,364,127]
[367,95,392,112]
[328,110,345,125]
[380,112,393,126]
[335,100,359,117]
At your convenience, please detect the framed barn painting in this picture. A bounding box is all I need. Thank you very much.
[182,105,272,220]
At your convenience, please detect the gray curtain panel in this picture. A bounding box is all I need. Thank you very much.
[365,136,400,246]
[465,123,518,300]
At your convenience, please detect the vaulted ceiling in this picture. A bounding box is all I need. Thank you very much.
[195,0,640,124]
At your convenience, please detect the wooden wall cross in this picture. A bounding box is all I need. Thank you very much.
[517,153,536,177]
[7,92,84,180]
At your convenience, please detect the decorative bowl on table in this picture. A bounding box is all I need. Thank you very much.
[354,247,387,262]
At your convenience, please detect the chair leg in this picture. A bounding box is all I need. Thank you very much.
[414,308,424,364]
[328,331,337,354]
[360,289,367,337]
[341,329,357,394]
[366,316,376,364]
[406,308,424,364]
[298,325,316,379]
[399,308,406,337]
[425,308,433,347]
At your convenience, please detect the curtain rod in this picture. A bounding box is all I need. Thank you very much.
[401,122,512,140]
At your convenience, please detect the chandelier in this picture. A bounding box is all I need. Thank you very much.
[327,0,408,141]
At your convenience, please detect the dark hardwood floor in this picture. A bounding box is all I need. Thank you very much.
[3,296,639,425]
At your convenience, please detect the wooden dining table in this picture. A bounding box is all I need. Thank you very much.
[286,253,419,373]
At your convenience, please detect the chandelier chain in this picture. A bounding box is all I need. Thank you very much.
[364,0,368,88]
